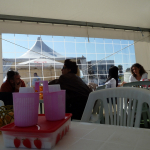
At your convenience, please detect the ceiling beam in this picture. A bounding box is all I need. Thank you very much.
[0,14,150,32]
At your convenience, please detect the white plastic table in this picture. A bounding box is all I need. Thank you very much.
[0,122,150,150]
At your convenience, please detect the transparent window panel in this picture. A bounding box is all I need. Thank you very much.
[66,53,76,59]
[114,45,122,54]
[76,54,87,64]
[43,69,52,78]
[54,42,65,56]
[129,45,135,54]
[87,54,96,61]
[16,65,29,78]
[55,57,66,64]
[98,75,107,84]
[3,65,14,78]
[22,79,31,87]
[65,42,75,53]
[53,36,64,42]
[65,36,75,42]
[98,64,107,74]
[107,64,115,71]
[85,37,95,43]
[88,75,98,85]
[75,37,85,43]
[105,44,113,53]
[2,53,15,59]
[28,35,40,41]
[41,35,53,42]
[42,41,53,51]
[106,54,115,61]
[29,40,37,49]
[130,55,136,64]
[15,40,28,53]
[16,52,26,58]
[104,39,112,44]
[2,34,14,40]
[79,64,88,75]
[55,69,62,77]
[15,34,28,40]
[121,45,129,54]
[123,55,130,63]
[114,54,123,64]
[129,40,134,44]
[91,65,98,74]
[121,40,128,44]
[2,40,15,53]
[113,39,120,44]
[86,43,95,53]
[97,54,106,62]
[95,38,104,43]
[123,64,131,72]
[117,64,124,74]
[96,44,105,53]
[76,43,86,53]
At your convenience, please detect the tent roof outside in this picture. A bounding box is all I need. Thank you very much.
[20,37,64,59]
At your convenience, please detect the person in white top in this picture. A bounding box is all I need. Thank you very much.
[129,63,148,82]
[105,66,118,88]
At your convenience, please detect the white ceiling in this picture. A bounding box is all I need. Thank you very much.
[0,0,150,29]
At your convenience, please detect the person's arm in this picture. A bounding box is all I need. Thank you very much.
[48,79,59,85]
[118,81,126,87]
[141,73,148,80]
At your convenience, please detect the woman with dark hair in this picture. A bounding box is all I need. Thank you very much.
[49,59,91,120]
[129,63,147,82]
[105,66,119,88]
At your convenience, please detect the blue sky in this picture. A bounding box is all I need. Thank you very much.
[2,34,136,71]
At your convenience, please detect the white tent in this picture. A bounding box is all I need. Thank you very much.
[18,58,63,68]
[20,37,63,59]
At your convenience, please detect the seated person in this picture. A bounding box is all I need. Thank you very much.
[49,59,92,120]
[0,71,25,92]
[129,63,147,82]
[105,66,119,88]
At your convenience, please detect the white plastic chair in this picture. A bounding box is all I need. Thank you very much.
[92,85,106,114]
[95,85,106,91]
[123,81,150,89]
[123,81,150,127]
[81,87,150,127]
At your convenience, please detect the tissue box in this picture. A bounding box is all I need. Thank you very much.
[0,114,72,149]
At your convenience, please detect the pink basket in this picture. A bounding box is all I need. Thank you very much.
[35,81,66,121]
[13,93,39,127]
[44,91,65,121]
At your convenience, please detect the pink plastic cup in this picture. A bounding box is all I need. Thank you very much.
[13,93,39,127]
[43,90,65,121]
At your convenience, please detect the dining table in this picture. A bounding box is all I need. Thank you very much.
[0,121,150,150]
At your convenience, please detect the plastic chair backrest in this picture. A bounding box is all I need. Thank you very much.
[123,81,150,89]
[96,85,106,91]
[81,87,150,128]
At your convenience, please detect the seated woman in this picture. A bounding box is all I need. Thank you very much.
[129,63,147,82]
[105,66,119,88]
[49,59,92,120]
